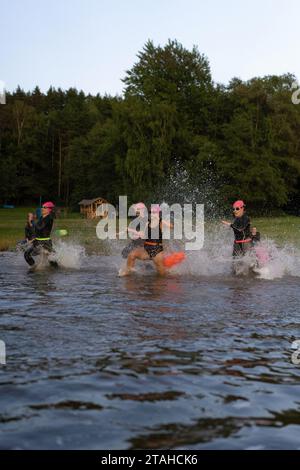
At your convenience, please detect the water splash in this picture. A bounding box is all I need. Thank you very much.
[164,230,300,280]
[50,241,86,269]
[150,164,300,280]
[153,159,224,219]
[254,240,300,280]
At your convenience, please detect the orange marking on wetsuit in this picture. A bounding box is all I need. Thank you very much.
[144,241,163,246]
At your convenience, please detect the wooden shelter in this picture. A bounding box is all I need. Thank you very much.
[78,198,108,219]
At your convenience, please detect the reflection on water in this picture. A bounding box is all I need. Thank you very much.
[1,252,300,449]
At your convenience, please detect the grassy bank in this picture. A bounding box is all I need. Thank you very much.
[0,207,86,251]
[250,216,300,246]
[0,207,299,251]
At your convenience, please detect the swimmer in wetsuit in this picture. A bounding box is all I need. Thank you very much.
[17,213,36,249]
[121,202,147,259]
[221,200,252,257]
[25,212,36,242]
[250,227,261,246]
[120,204,173,276]
[24,201,56,268]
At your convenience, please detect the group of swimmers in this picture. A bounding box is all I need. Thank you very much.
[119,199,261,275]
[22,199,262,274]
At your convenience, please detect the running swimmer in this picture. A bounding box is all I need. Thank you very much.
[25,212,36,242]
[250,226,261,246]
[221,200,252,257]
[24,201,57,269]
[120,204,173,276]
[17,212,36,249]
[121,202,147,258]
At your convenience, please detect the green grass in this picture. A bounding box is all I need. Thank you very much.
[251,216,300,246]
[0,207,89,251]
[0,207,299,251]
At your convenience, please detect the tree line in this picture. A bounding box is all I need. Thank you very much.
[1,39,300,214]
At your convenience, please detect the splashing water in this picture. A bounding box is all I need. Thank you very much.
[153,159,224,219]
[106,217,300,281]
[49,240,86,269]
[158,229,300,280]
[147,164,300,281]
[254,240,300,280]
[66,231,300,281]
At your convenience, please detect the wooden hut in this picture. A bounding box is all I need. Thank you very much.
[78,198,108,219]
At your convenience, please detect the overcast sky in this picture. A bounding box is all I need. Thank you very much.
[1,0,300,95]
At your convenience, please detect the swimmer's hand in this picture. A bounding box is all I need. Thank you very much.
[221,221,231,226]
[127,227,141,236]
[161,220,173,229]
[116,228,142,237]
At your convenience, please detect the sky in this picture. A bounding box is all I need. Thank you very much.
[1,0,300,96]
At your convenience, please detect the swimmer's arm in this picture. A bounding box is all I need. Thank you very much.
[137,222,149,238]
[35,217,49,231]
[117,225,147,238]
[230,217,250,231]
[161,220,174,229]
[221,220,249,230]
[116,227,138,234]
[127,227,142,236]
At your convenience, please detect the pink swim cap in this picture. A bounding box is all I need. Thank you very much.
[42,201,55,210]
[233,200,245,209]
[151,204,161,214]
[134,202,146,211]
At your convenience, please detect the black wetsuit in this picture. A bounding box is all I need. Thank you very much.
[25,222,35,241]
[251,232,261,246]
[144,215,163,259]
[231,214,252,256]
[121,220,145,258]
[24,214,54,266]
[121,239,143,258]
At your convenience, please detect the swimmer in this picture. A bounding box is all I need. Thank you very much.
[250,226,261,245]
[24,201,57,269]
[25,212,36,242]
[221,200,252,257]
[121,202,147,258]
[17,212,36,249]
[120,204,173,276]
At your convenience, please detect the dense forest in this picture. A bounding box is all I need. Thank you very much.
[1,40,300,214]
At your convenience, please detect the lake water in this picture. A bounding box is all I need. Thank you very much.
[1,240,300,449]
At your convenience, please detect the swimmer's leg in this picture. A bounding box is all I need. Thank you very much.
[127,247,149,270]
[119,248,150,276]
[24,242,40,266]
[44,240,58,267]
[153,251,166,276]
[121,241,135,259]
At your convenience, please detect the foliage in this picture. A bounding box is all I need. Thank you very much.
[1,42,299,213]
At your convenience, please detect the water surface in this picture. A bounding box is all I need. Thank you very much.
[1,250,300,449]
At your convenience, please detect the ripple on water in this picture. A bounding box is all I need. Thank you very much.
[1,251,300,449]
